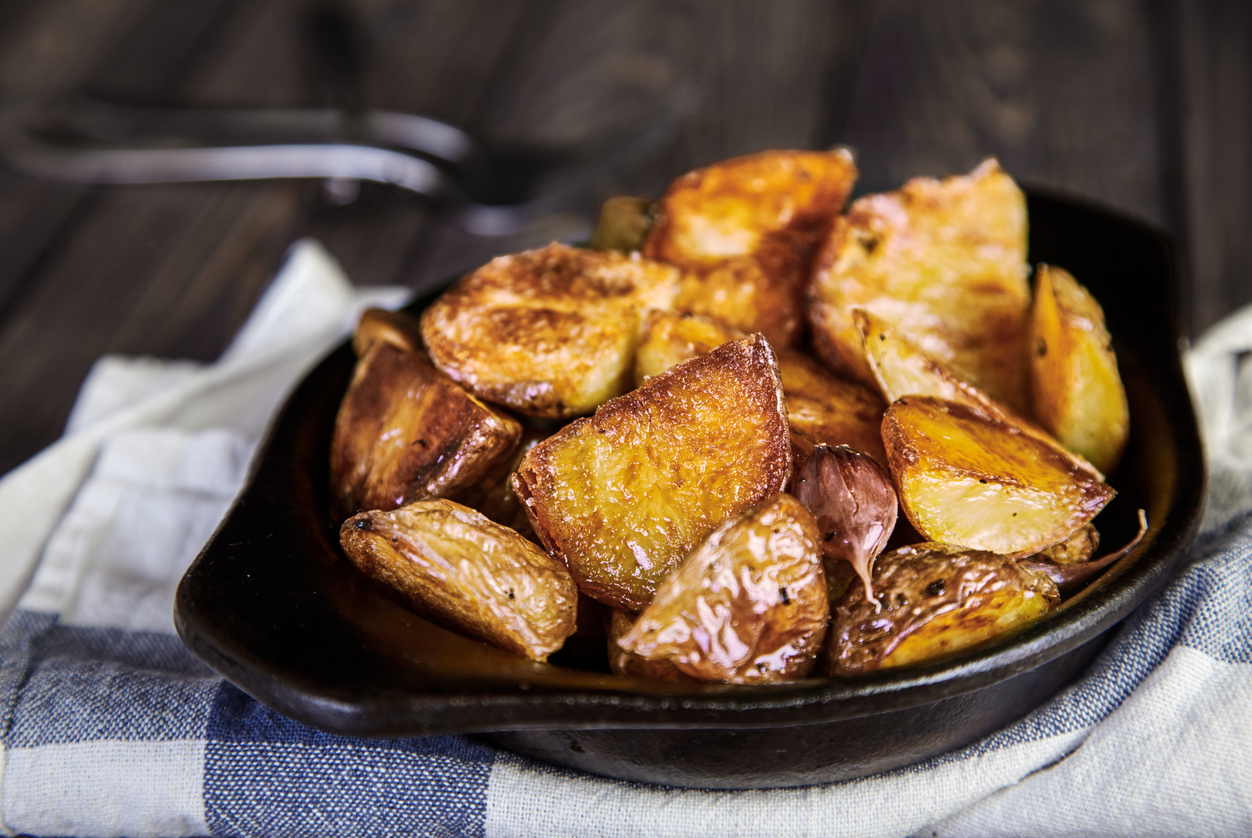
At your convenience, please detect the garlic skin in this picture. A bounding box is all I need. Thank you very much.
[792,445,898,610]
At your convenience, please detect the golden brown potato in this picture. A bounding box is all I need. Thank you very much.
[633,309,744,386]
[617,493,828,683]
[340,499,578,661]
[420,243,681,418]
[882,396,1114,557]
[807,158,1032,412]
[512,335,792,612]
[590,196,657,252]
[352,307,425,357]
[827,542,1060,675]
[644,148,858,347]
[635,309,887,464]
[448,425,551,539]
[607,609,697,682]
[1030,264,1130,475]
[329,340,521,522]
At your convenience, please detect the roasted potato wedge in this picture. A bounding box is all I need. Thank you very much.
[340,499,578,661]
[329,340,521,522]
[827,542,1060,675]
[807,158,1031,412]
[448,425,551,539]
[1030,264,1130,474]
[882,396,1114,557]
[352,307,425,357]
[607,609,697,682]
[512,335,792,612]
[644,148,858,346]
[635,309,887,464]
[617,493,828,683]
[420,242,681,418]
[1035,523,1099,565]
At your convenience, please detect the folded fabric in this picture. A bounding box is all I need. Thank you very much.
[0,240,1248,838]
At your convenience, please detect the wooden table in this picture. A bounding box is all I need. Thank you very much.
[0,0,1246,476]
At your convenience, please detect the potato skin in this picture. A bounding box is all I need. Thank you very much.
[828,542,1060,675]
[420,242,680,418]
[329,340,521,522]
[607,609,697,682]
[644,148,857,346]
[617,493,828,683]
[1030,264,1130,475]
[882,396,1114,557]
[339,499,578,661]
[352,307,425,357]
[513,335,792,612]
[807,158,1031,412]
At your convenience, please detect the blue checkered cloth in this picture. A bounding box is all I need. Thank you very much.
[1,241,1249,837]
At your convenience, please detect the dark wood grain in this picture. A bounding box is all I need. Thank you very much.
[0,0,1248,477]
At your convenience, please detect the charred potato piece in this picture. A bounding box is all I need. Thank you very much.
[591,196,657,252]
[607,609,697,682]
[512,335,792,612]
[644,148,858,346]
[808,158,1031,412]
[420,243,681,418]
[340,499,578,661]
[635,309,887,464]
[617,493,828,683]
[882,396,1114,557]
[1030,264,1130,475]
[828,542,1060,675]
[329,340,521,522]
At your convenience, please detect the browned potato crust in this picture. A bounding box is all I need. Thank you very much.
[635,309,887,464]
[882,396,1114,557]
[807,158,1031,412]
[420,243,681,418]
[617,493,828,683]
[827,542,1060,675]
[1030,264,1130,474]
[512,335,792,612]
[329,340,521,522]
[340,499,578,661]
[352,307,425,357]
[644,148,858,347]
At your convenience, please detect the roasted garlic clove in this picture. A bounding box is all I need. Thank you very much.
[617,493,828,683]
[340,499,578,661]
[828,542,1060,675]
[792,445,898,609]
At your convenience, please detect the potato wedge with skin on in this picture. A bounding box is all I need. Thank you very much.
[329,339,521,522]
[420,243,681,418]
[807,158,1032,412]
[340,499,578,661]
[1030,264,1130,475]
[882,396,1114,557]
[512,335,792,612]
[827,542,1060,675]
[618,493,828,683]
[855,307,1102,478]
[635,309,888,465]
[644,148,858,347]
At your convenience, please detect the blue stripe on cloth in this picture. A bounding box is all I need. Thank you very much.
[887,513,1252,773]
[0,611,219,748]
[204,684,497,838]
